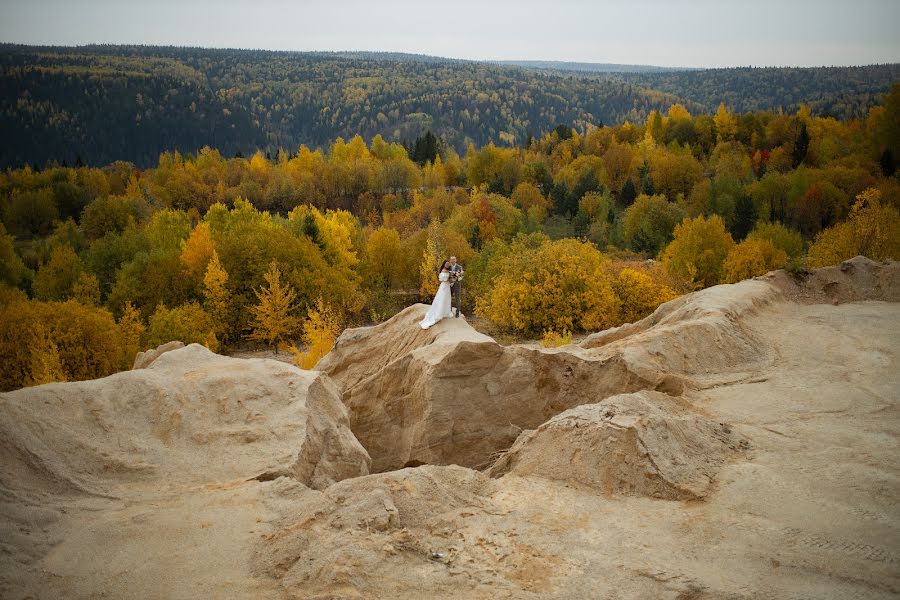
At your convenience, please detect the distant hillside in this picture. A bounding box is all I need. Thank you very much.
[618,64,900,117]
[0,45,687,168]
[1,45,896,169]
[497,60,692,73]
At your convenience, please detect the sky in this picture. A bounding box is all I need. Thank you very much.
[1,0,899,68]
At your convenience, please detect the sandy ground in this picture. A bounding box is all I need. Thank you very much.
[1,281,898,598]
[498,300,900,598]
[249,299,899,599]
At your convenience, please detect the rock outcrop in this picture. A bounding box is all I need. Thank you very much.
[0,343,370,497]
[488,390,748,500]
[318,305,684,472]
[132,340,185,369]
[322,258,898,473]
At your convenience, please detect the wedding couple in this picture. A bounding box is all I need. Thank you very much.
[419,256,463,329]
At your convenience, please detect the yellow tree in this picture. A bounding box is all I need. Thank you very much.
[118,301,146,367]
[601,141,634,194]
[24,324,67,387]
[807,188,900,267]
[714,103,738,143]
[613,267,678,323]
[203,250,232,339]
[33,245,83,301]
[289,298,342,369]
[71,273,101,306]
[180,222,215,278]
[722,239,788,283]
[511,182,550,224]
[419,234,442,299]
[361,227,405,290]
[248,261,300,351]
[661,215,736,288]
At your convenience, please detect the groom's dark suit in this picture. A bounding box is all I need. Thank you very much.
[449,263,463,317]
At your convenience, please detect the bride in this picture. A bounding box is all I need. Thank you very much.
[419,259,454,329]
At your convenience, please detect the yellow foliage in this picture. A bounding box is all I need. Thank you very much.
[202,250,232,339]
[146,302,218,352]
[33,244,83,301]
[0,298,128,391]
[807,188,900,268]
[747,221,803,258]
[289,298,342,369]
[601,141,634,194]
[667,103,691,121]
[476,238,619,335]
[722,239,788,283]
[714,103,738,142]
[23,324,67,387]
[248,261,300,349]
[540,329,572,348]
[361,227,405,289]
[511,182,549,221]
[613,267,678,324]
[118,301,145,366]
[180,222,215,277]
[72,272,100,306]
[661,215,735,288]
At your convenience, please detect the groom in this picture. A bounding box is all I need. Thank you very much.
[449,255,463,317]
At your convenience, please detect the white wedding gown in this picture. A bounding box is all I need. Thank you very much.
[419,271,453,329]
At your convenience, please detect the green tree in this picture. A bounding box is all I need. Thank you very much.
[621,194,685,256]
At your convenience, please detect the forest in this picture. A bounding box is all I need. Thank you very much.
[1,81,899,391]
[2,44,897,169]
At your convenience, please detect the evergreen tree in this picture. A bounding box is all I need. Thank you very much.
[302,212,321,246]
[411,131,440,165]
[732,194,758,241]
[554,124,572,140]
[792,123,809,167]
[880,149,896,177]
[620,177,638,207]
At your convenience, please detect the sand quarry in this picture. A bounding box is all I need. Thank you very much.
[1,256,898,599]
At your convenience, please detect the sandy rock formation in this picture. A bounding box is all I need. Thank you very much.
[488,390,748,500]
[319,258,898,474]
[0,343,370,497]
[252,465,582,598]
[2,258,898,600]
[318,305,680,472]
[132,339,185,369]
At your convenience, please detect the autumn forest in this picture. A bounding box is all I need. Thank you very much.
[1,46,899,391]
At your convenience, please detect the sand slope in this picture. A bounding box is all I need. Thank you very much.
[1,257,898,599]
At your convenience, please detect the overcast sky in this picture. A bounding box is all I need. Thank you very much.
[2,0,898,68]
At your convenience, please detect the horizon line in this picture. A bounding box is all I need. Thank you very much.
[2,41,898,71]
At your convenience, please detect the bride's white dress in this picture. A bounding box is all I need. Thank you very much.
[419,271,453,329]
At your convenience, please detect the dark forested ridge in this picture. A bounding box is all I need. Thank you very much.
[496,60,694,73]
[618,65,900,119]
[1,44,897,169]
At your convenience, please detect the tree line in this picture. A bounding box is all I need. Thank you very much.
[2,44,896,169]
[1,87,898,391]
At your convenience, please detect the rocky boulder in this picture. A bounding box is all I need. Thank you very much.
[488,390,748,500]
[0,343,370,497]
